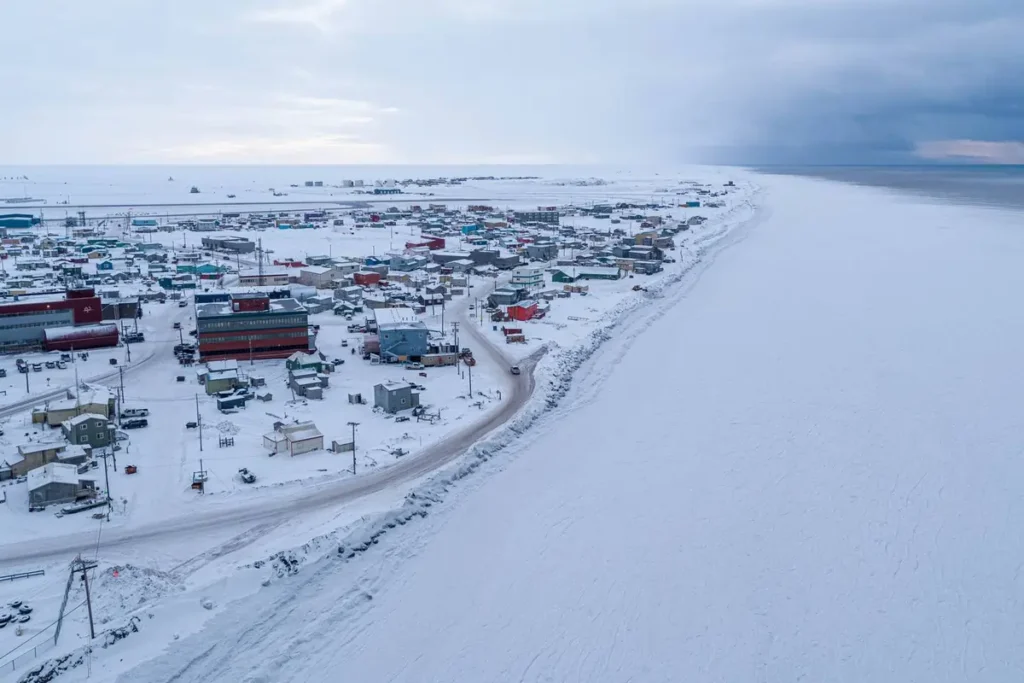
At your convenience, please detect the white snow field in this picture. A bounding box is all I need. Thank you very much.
[85,172,1024,683]
[6,170,1023,682]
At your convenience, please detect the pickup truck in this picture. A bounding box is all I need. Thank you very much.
[121,408,150,418]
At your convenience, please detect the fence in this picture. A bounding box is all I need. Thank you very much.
[0,569,45,583]
[1,628,57,674]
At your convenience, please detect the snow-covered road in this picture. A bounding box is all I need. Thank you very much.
[110,174,1024,683]
[0,299,535,568]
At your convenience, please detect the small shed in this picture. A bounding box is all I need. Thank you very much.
[217,394,249,411]
[374,381,420,414]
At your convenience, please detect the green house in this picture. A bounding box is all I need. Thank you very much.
[286,351,325,373]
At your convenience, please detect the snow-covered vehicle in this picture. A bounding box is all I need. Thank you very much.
[238,468,256,484]
[121,408,149,418]
[510,366,521,375]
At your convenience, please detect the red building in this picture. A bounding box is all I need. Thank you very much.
[196,293,311,361]
[404,235,446,251]
[353,271,382,286]
[507,300,538,322]
[0,288,105,352]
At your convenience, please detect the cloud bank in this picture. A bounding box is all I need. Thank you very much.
[0,0,1021,164]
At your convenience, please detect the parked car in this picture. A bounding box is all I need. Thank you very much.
[31,363,42,372]
[44,361,56,369]
[121,418,148,429]
[178,300,188,308]
[238,468,256,484]
[121,408,150,418]
[0,368,6,378]
[510,365,521,375]
[405,362,424,370]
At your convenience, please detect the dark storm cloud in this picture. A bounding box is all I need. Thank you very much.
[686,0,1024,163]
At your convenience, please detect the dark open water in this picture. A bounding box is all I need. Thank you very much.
[756,165,1024,210]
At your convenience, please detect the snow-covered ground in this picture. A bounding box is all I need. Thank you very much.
[0,164,722,214]
[17,170,1024,682]
[0,167,754,678]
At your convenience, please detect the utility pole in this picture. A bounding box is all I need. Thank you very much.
[178,326,184,346]
[57,557,98,644]
[467,360,473,396]
[450,321,459,352]
[347,421,359,474]
[97,448,114,503]
[118,366,125,403]
[195,394,203,452]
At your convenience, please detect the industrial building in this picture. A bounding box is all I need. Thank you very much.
[514,210,560,225]
[201,236,256,253]
[238,269,290,287]
[43,323,120,351]
[196,293,311,361]
[0,288,106,352]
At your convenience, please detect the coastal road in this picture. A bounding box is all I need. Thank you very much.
[0,294,539,567]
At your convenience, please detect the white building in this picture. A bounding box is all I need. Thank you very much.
[511,266,545,290]
[263,421,324,456]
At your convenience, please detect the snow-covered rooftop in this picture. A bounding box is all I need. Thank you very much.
[27,462,82,490]
[373,306,422,329]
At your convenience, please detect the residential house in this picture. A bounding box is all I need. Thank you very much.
[36,387,117,426]
[488,288,522,307]
[525,242,558,261]
[27,463,96,508]
[374,306,429,359]
[8,441,68,477]
[205,369,240,395]
[286,351,327,373]
[61,413,112,449]
[289,368,328,399]
[373,381,420,414]
[299,265,337,288]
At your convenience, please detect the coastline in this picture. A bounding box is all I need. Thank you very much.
[13,180,764,682]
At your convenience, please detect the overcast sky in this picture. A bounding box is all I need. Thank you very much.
[1,0,1021,165]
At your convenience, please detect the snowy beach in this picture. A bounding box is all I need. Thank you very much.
[4,168,1024,682]
[87,171,1024,683]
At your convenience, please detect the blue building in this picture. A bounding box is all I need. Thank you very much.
[0,214,40,229]
[373,306,429,359]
